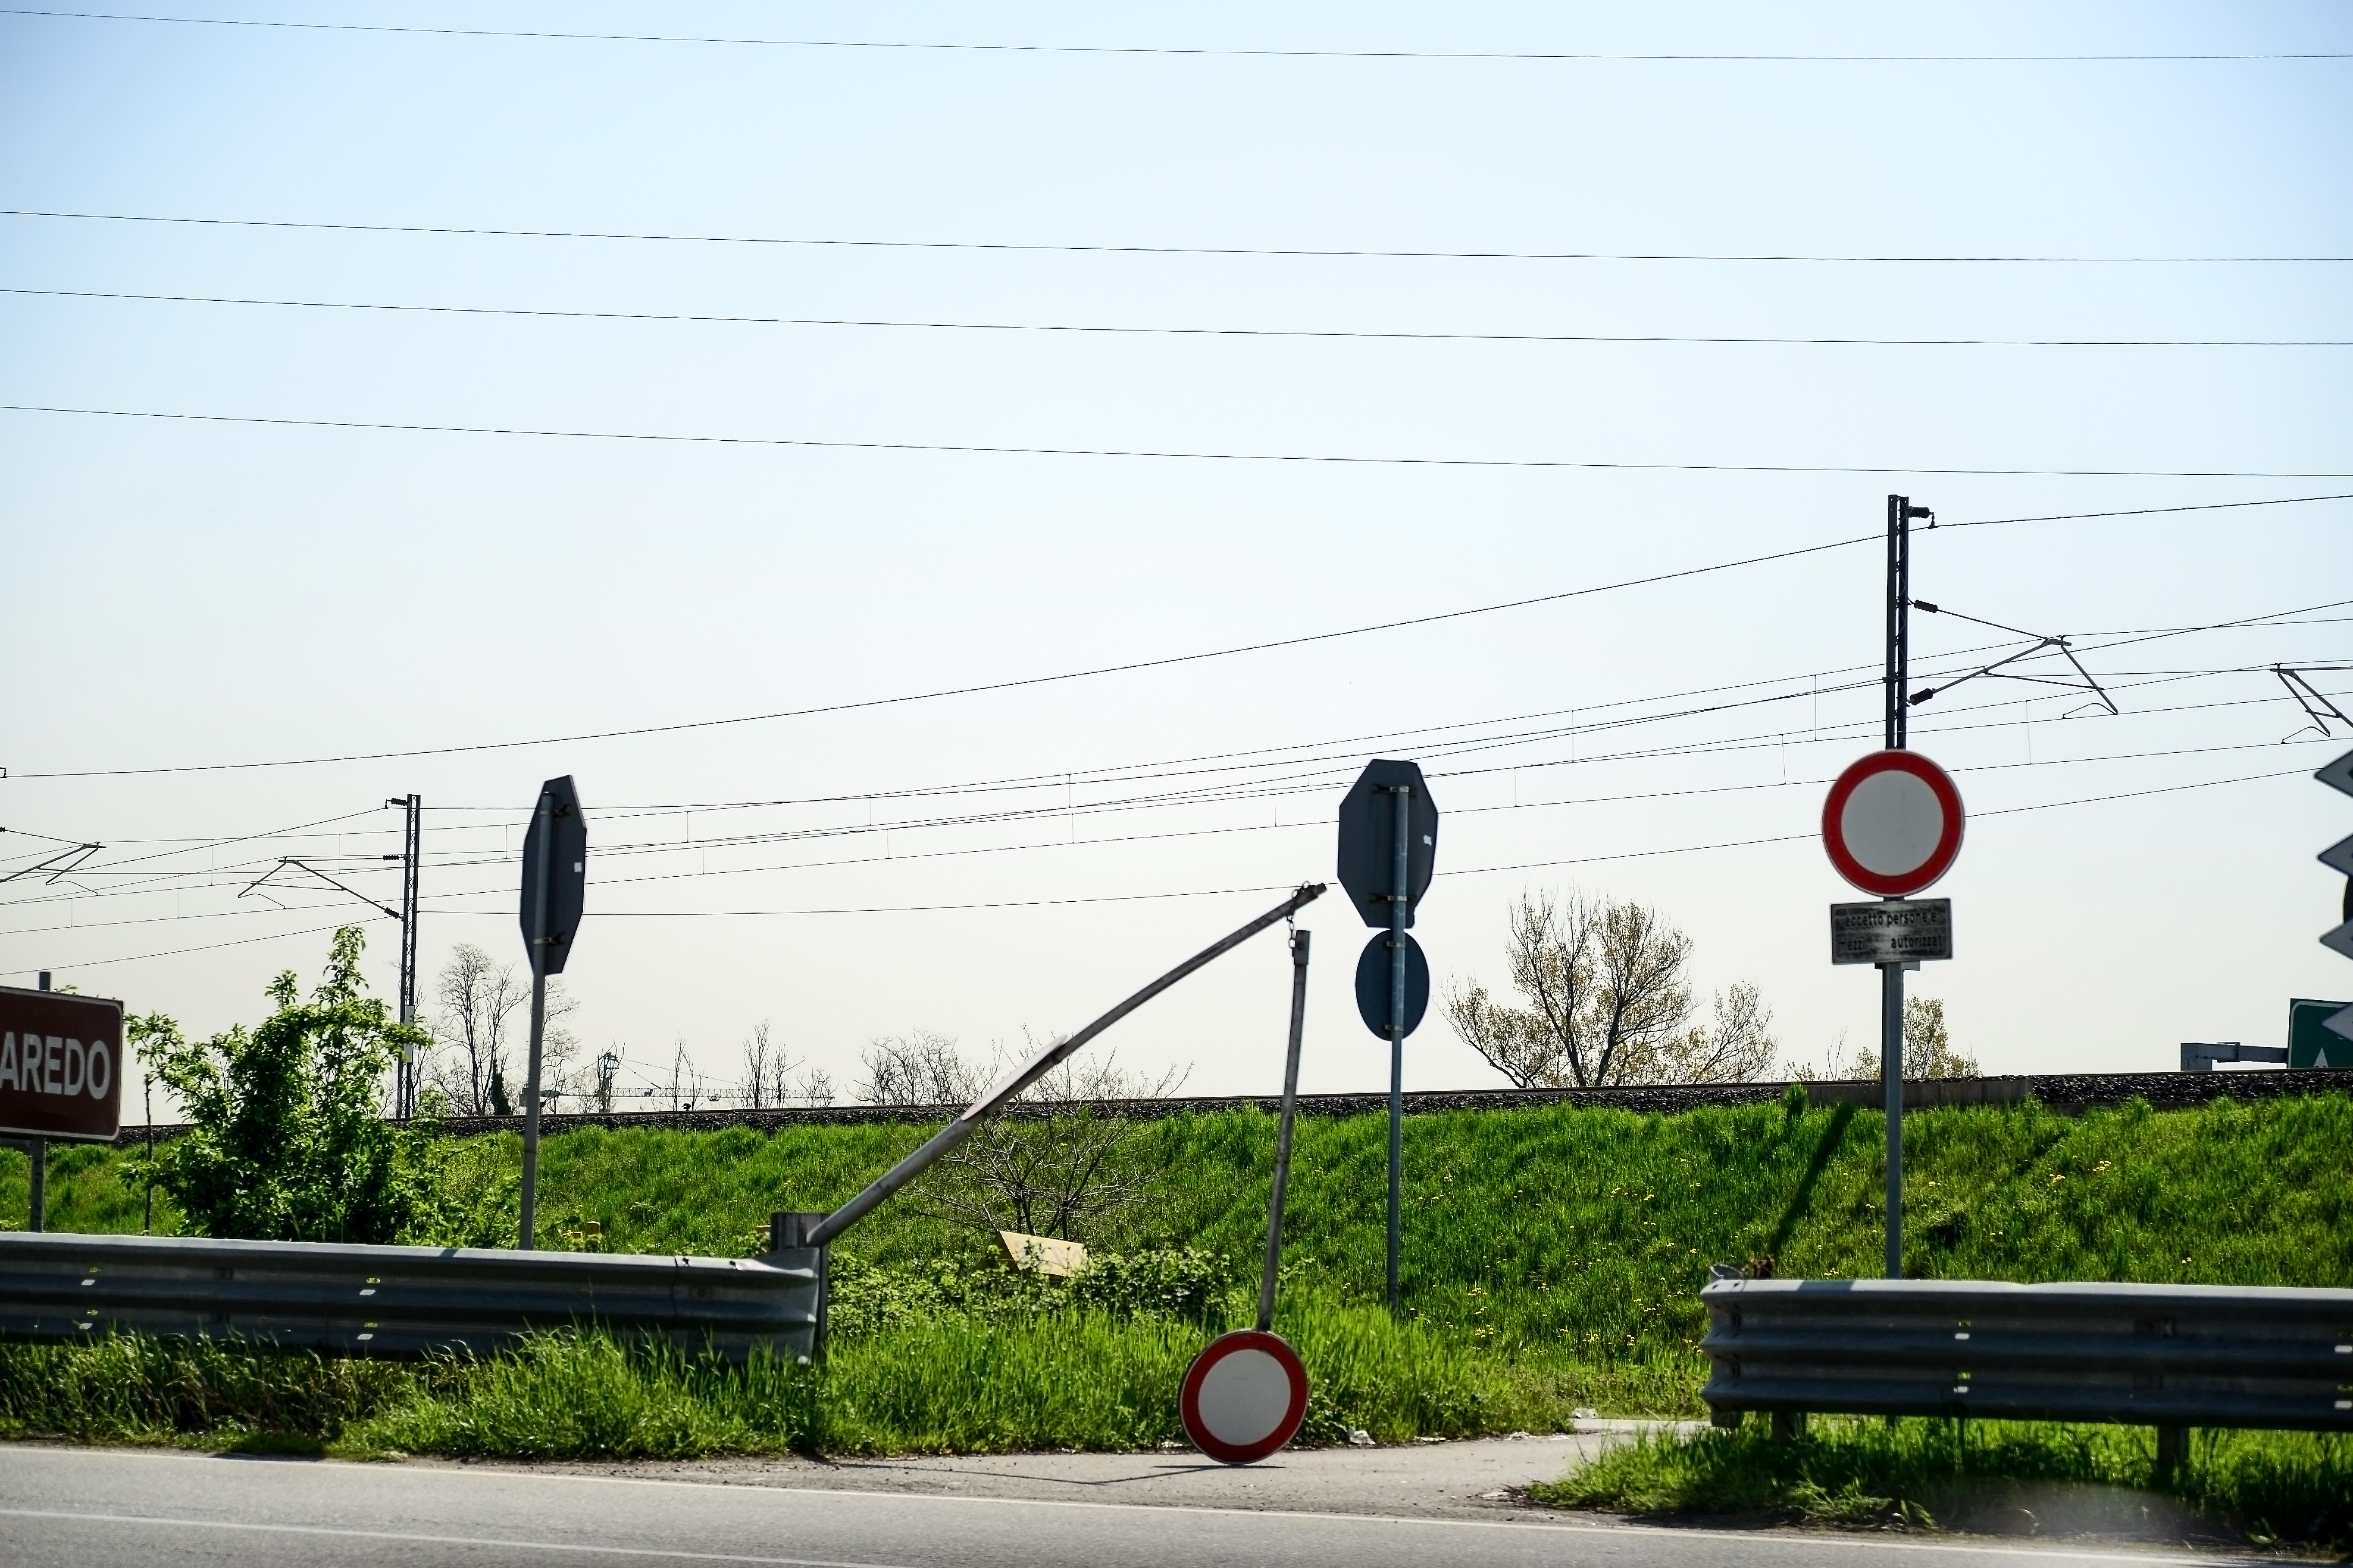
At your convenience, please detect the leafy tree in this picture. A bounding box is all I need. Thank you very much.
[130,926,443,1243]
[1446,888,1778,1087]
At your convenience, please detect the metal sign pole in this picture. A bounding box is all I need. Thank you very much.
[519,791,553,1250]
[1386,784,1410,1315]
[1881,955,1904,1278]
[1257,928,1311,1333]
[1882,493,1922,1281]
[810,885,1324,1249]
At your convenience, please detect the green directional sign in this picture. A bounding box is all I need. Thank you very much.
[2288,998,2353,1069]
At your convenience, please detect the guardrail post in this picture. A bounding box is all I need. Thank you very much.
[771,1210,832,1356]
[2155,1424,2187,1477]
[1771,1410,1806,1442]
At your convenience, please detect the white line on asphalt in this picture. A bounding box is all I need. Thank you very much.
[5,1445,2256,1566]
[0,1506,914,1566]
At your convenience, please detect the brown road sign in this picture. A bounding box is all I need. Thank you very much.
[0,985,126,1141]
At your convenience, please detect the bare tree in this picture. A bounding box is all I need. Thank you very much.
[1824,995,1978,1080]
[1447,888,1776,1087]
[859,1030,1184,1240]
[425,943,579,1115]
[736,1021,801,1109]
[857,1030,976,1107]
[663,1039,707,1111]
[798,1066,837,1107]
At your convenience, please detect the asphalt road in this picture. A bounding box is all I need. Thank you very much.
[0,1444,2257,1568]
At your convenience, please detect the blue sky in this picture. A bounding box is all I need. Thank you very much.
[2,2,2348,1105]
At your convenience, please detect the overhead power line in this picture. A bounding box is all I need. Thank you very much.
[11,764,2310,974]
[11,286,2344,349]
[6,11,2347,61]
[4,497,2345,782]
[6,210,2345,266]
[8,404,2353,485]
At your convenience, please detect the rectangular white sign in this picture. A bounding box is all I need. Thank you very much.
[1831,899,1954,965]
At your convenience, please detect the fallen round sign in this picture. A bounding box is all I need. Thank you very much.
[1180,1329,1309,1465]
[1822,750,1965,897]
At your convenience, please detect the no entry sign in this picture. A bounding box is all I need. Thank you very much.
[1822,751,1965,897]
[1180,1329,1309,1465]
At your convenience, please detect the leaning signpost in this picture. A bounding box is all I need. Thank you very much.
[1335,758,1438,1313]
[517,775,587,1250]
[1178,923,1317,1465]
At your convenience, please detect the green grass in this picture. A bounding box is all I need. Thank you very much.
[15,1092,2343,1363]
[0,1299,1589,1459]
[1536,1418,2353,1551]
[4,1091,2347,1463]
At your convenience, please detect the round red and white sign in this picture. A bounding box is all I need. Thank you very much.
[1179,1329,1309,1465]
[1821,750,1965,897]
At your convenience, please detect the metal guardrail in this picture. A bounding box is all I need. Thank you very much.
[1701,1277,2353,1435]
[0,1231,823,1362]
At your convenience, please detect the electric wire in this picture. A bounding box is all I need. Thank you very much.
[10,760,2312,974]
[9,683,2336,916]
[7,11,2347,61]
[10,285,2344,349]
[10,404,2349,485]
[7,209,2346,266]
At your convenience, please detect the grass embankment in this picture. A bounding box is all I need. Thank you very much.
[1540,1419,2353,1550]
[0,1305,1537,1457]
[3,1092,2348,1513]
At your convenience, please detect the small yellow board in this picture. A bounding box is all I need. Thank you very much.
[998,1231,1090,1278]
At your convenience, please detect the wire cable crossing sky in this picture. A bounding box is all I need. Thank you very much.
[4,1,2346,1093]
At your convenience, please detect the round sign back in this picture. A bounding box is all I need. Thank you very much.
[1822,751,1965,897]
[1180,1329,1309,1465]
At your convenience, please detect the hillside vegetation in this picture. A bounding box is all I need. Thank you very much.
[10,1090,2349,1371]
[5,1090,2348,1541]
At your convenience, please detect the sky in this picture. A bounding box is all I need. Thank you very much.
[2,1,2349,1116]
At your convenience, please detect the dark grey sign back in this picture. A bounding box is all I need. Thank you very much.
[1335,759,1439,928]
[1354,932,1430,1039]
[519,775,588,975]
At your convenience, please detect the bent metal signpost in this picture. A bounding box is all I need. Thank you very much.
[1821,749,1964,1280]
[1180,923,1318,1465]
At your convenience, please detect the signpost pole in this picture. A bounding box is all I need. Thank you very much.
[1257,928,1311,1334]
[1882,493,1923,1280]
[519,791,553,1251]
[1386,784,1410,1315]
[1881,951,1904,1277]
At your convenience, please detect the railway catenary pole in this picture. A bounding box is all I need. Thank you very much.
[1882,494,1931,1279]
